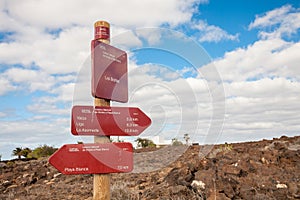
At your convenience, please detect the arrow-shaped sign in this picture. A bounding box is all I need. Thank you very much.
[71,105,151,136]
[49,143,133,174]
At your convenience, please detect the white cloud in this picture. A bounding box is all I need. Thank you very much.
[0,0,201,74]
[111,28,143,50]
[0,111,6,118]
[0,67,78,96]
[0,26,91,74]
[204,38,300,82]
[25,81,75,116]
[135,28,162,46]
[0,118,77,159]
[3,68,55,92]
[0,76,16,95]
[225,77,300,99]
[249,5,300,39]
[249,5,292,28]
[192,20,239,42]
[224,93,300,133]
[0,0,203,97]
[2,0,199,30]
[26,102,70,116]
[116,62,217,141]
[50,82,76,102]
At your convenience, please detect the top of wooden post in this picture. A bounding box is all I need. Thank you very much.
[94,20,110,43]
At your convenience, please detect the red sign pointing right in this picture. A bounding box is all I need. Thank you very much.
[71,105,151,136]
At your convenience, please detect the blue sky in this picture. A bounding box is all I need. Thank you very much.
[0,0,299,160]
[193,0,300,57]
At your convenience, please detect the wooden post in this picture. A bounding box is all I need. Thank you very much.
[93,21,111,200]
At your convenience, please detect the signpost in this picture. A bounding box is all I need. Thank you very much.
[71,105,151,136]
[49,143,133,174]
[92,21,113,200]
[49,20,151,200]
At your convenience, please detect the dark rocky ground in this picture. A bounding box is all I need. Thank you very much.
[1,135,299,199]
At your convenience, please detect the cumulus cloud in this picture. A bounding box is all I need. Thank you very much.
[0,0,203,75]
[0,76,16,95]
[1,0,199,30]
[111,28,143,49]
[192,20,239,42]
[204,38,300,82]
[3,68,55,91]
[249,4,300,39]
[0,26,91,74]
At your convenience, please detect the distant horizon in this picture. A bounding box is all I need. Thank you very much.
[2,134,298,161]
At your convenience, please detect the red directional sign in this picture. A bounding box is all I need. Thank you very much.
[91,40,128,103]
[71,105,151,136]
[49,143,133,174]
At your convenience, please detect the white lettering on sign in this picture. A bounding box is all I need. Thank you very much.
[102,51,121,63]
[126,117,139,122]
[76,122,85,127]
[81,109,91,114]
[76,128,100,133]
[69,148,79,152]
[76,116,87,120]
[82,146,110,152]
[76,167,89,172]
[126,123,138,127]
[124,128,138,133]
[64,167,89,172]
[65,167,75,172]
[94,108,120,115]
[104,75,120,84]
[117,165,129,170]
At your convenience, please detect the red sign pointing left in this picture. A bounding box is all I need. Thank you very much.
[49,143,133,174]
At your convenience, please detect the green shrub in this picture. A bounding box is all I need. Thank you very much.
[7,161,15,167]
[12,147,23,159]
[28,145,57,159]
[172,138,183,146]
[219,142,233,152]
[135,138,156,148]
